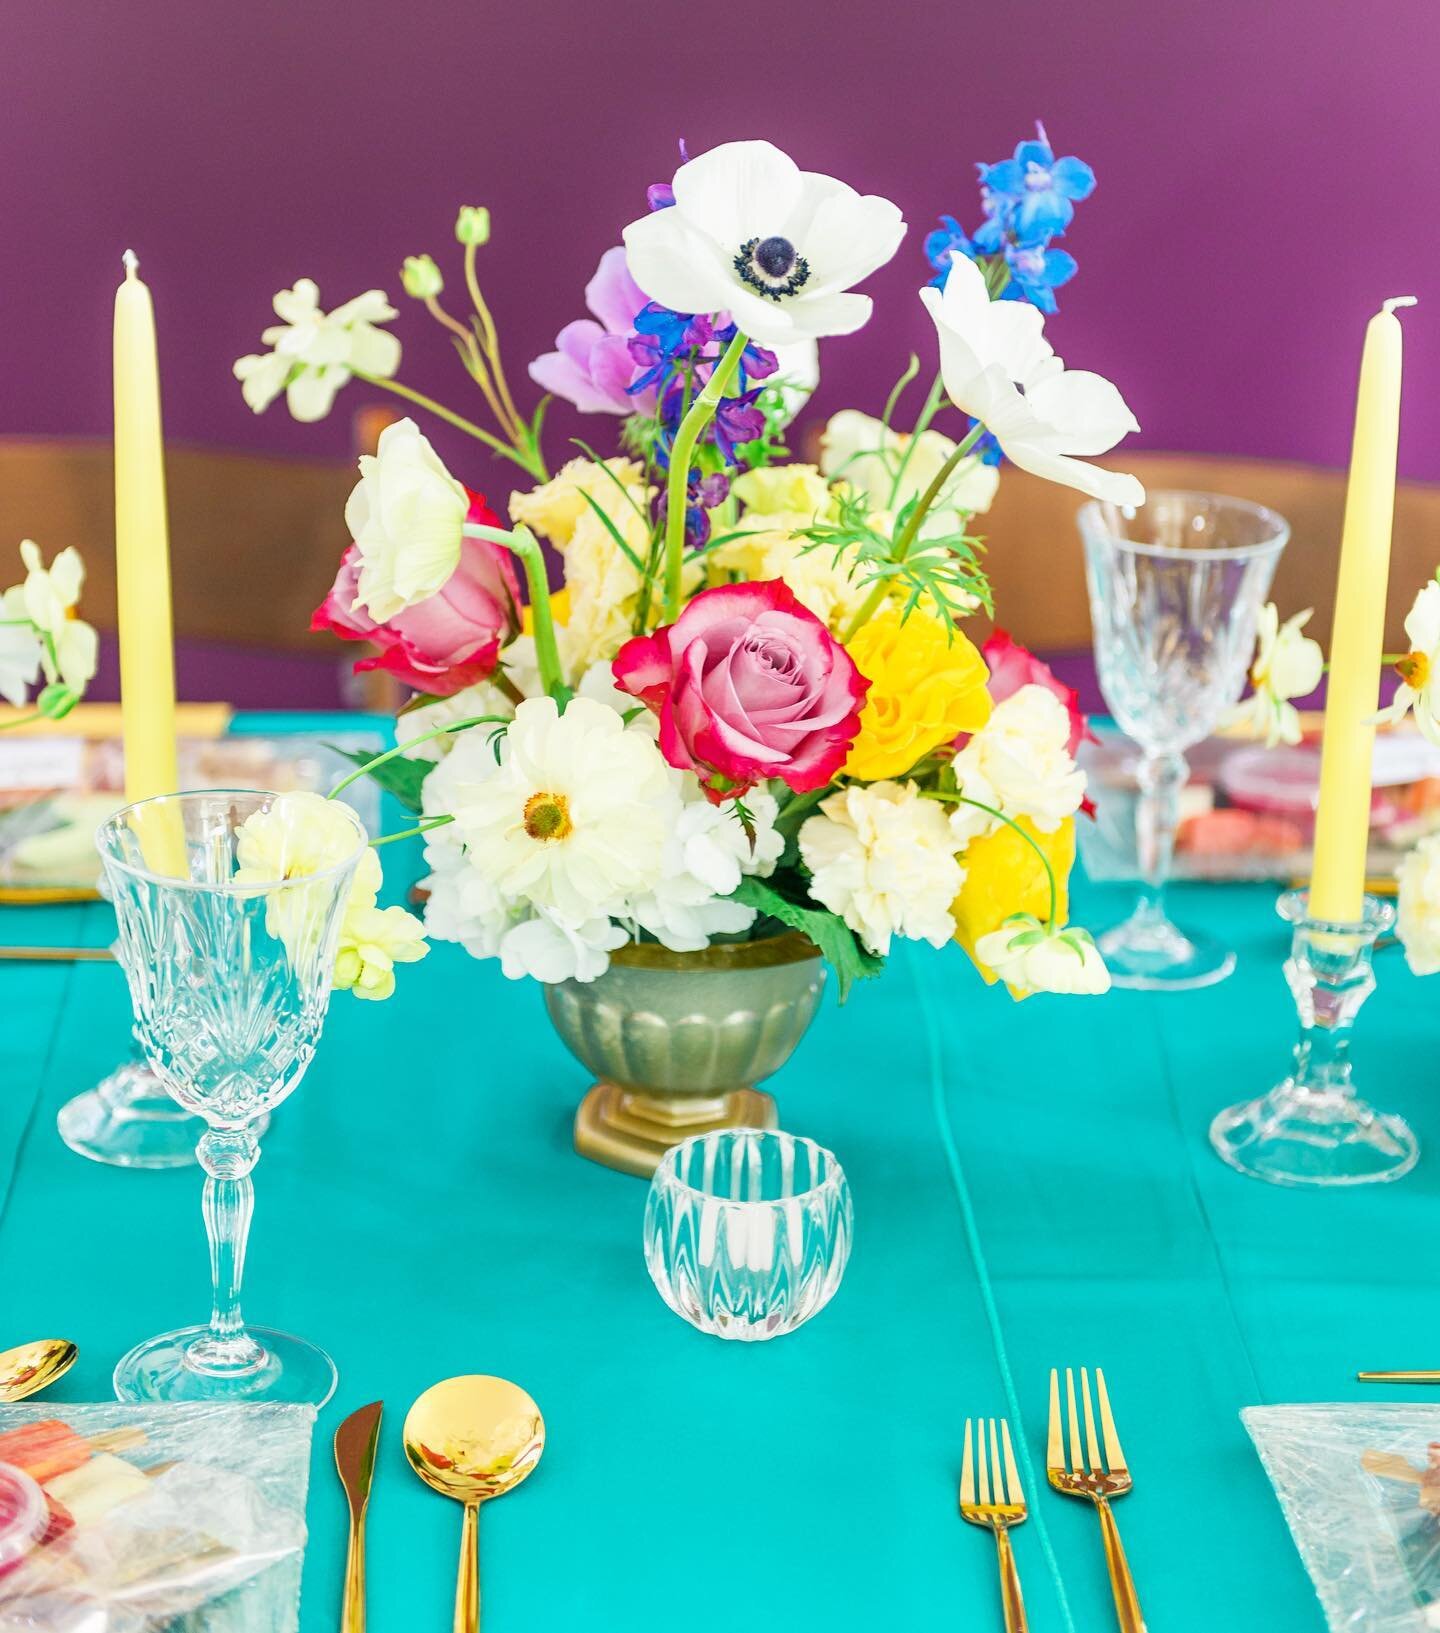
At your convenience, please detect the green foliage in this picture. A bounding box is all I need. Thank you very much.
[730,873,883,1003]
[327,747,432,815]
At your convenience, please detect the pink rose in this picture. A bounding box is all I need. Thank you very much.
[312,490,520,697]
[981,628,1096,757]
[613,580,868,801]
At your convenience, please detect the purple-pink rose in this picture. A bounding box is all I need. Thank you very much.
[612,580,869,802]
[528,247,657,416]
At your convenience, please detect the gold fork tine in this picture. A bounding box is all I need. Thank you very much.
[1065,1367,1083,1472]
[961,1418,975,1507]
[989,1419,1002,1502]
[1047,1369,1063,1470]
[1080,1367,1102,1474]
[1001,1420,1022,1506]
[1096,1369,1127,1475]
[977,1412,991,1505]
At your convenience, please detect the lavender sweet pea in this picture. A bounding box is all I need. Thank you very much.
[528,247,657,415]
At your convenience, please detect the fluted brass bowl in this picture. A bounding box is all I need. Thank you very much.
[544,932,826,1176]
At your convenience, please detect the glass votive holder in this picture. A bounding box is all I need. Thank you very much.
[643,1129,853,1341]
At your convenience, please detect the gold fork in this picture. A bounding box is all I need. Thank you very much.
[959,1417,1028,1632]
[1047,1367,1146,1633]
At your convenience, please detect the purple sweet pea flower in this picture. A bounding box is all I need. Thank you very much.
[528,247,658,415]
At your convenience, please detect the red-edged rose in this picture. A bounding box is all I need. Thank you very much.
[981,628,1095,757]
[613,580,869,801]
[312,491,520,697]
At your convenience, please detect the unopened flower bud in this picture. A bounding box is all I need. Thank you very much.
[37,681,79,720]
[401,254,443,300]
[455,206,491,247]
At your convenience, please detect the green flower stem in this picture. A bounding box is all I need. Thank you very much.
[353,372,543,478]
[326,713,511,800]
[462,243,529,457]
[922,789,1060,930]
[842,422,987,644]
[0,711,42,733]
[465,522,569,703]
[372,814,455,848]
[661,331,749,623]
[885,371,946,506]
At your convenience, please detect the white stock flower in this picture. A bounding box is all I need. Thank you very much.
[972,914,1111,996]
[498,912,629,984]
[234,279,400,422]
[1377,579,1440,745]
[345,418,469,622]
[623,140,905,347]
[1225,604,1324,747]
[950,686,1086,845]
[1,541,98,691]
[820,408,1000,526]
[1397,833,1440,976]
[799,780,962,956]
[921,253,1144,508]
[452,696,678,923]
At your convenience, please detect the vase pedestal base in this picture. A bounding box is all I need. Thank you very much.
[574,1083,777,1178]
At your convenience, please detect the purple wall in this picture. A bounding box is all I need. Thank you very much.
[3,0,1437,501]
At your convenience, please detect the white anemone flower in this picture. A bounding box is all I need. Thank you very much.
[234,279,401,422]
[1377,579,1440,745]
[921,253,1144,508]
[1225,603,1324,747]
[972,914,1112,996]
[623,140,905,347]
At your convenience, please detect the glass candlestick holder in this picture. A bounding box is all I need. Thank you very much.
[1209,890,1417,1186]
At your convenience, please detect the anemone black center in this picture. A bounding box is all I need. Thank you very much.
[734,235,811,301]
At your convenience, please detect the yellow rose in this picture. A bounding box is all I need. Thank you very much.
[508,457,648,549]
[950,817,1076,994]
[844,609,992,780]
[731,463,833,520]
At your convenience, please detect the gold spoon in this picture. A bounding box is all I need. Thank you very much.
[403,1376,545,1633]
[0,1339,79,1402]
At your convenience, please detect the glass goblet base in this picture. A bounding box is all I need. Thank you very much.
[113,1324,337,1406]
[1209,1083,1419,1187]
[56,1062,202,1169]
[1097,908,1236,991]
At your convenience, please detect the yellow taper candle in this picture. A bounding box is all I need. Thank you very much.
[1309,296,1416,923]
[113,250,179,804]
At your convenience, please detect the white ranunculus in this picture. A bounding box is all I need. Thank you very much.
[345,418,470,622]
[1225,603,1324,747]
[921,253,1144,508]
[1,541,98,692]
[799,780,962,957]
[403,680,519,762]
[452,696,679,924]
[972,914,1111,996]
[623,140,905,347]
[234,279,400,422]
[820,408,1001,528]
[498,911,629,983]
[1398,833,1440,976]
[950,685,1086,843]
[1377,579,1440,745]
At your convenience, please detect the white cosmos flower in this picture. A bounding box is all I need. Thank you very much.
[820,408,1000,528]
[921,253,1144,508]
[1377,579,1440,745]
[234,278,400,422]
[799,780,962,957]
[0,541,98,692]
[452,696,679,923]
[1225,604,1324,747]
[950,686,1086,845]
[1397,832,1440,976]
[346,418,470,622]
[623,139,905,347]
[972,914,1111,996]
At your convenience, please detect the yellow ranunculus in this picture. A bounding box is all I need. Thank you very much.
[951,817,1076,993]
[507,457,648,549]
[844,609,992,780]
[731,462,833,519]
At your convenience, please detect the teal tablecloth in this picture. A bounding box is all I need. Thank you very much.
[3,717,1438,1632]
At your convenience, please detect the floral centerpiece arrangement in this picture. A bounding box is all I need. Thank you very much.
[237,129,1146,1005]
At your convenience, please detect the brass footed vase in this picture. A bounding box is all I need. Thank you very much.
[544,932,825,1177]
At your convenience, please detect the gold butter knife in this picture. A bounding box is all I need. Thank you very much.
[1358,1370,1440,1383]
[334,1400,383,1633]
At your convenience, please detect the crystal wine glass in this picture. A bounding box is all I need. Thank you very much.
[1080,491,1289,989]
[97,790,366,1404]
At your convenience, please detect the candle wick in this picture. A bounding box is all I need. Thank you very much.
[122,249,139,279]
[1383,295,1418,315]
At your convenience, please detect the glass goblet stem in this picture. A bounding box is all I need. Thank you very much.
[1133,750,1187,920]
[191,1128,265,1376]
